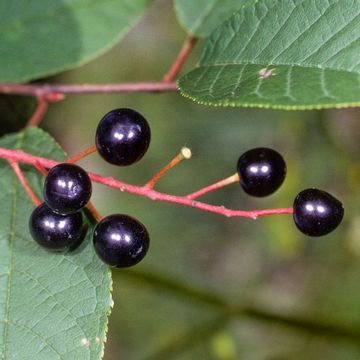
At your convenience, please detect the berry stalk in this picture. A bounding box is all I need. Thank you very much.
[187,173,240,199]
[163,36,198,82]
[145,147,192,189]
[67,145,98,163]
[0,147,293,219]
[8,161,41,206]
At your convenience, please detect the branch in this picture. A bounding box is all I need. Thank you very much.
[0,148,293,219]
[163,36,198,82]
[187,173,240,199]
[145,147,192,189]
[8,161,41,206]
[0,82,178,97]
[26,93,65,127]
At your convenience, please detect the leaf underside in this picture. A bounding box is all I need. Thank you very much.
[0,128,112,360]
[0,0,152,83]
[179,0,360,110]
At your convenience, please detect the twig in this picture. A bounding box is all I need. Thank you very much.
[0,82,178,97]
[0,148,293,219]
[145,147,192,189]
[163,36,198,82]
[187,173,240,199]
[33,161,49,176]
[26,95,49,127]
[26,93,65,128]
[8,161,41,206]
[87,201,103,222]
[67,145,98,163]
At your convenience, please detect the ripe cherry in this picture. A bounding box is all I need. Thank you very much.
[293,188,344,236]
[29,203,85,251]
[95,108,151,166]
[93,214,150,268]
[44,163,92,215]
[237,147,286,197]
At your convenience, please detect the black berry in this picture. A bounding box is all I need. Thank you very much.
[93,214,150,268]
[95,108,151,166]
[44,163,92,214]
[237,147,286,197]
[29,203,85,251]
[293,188,344,237]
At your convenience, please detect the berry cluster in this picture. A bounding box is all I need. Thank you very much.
[29,108,151,267]
[28,108,344,270]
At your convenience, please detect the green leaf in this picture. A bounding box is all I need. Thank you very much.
[174,0,249,37]
[0,128,112,359]
[0,0,152,83]
[179,0,360,110]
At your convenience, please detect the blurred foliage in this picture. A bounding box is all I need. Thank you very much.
[2,0,360,359]
[0,95,35,136]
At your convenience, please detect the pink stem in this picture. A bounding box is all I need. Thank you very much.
[26,93,65,128]
[26,95,49,127]
[67,145,98,163]
[0,148,293,219]
[0,82,178,96]
[145,148,190,189]
[163,37,198,82]
[187,173,240,199]
[8,160,41,206]
[87,201,103,222]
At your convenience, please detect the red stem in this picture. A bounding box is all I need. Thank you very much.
[26,93,65,128]
[87,201,103,222]
[67,145,98,163]
[0,148,293,219]
[187,173,240,199]
[26,95,49,127]
[163,37,198,82]
[145,148,191,189]
[0,82,178,96]
[33,161,49,176]
[8,161,41,206]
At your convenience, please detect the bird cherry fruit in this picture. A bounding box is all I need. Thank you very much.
[237,147,286,197]
[95,108,151,166]
[293,188,344,236]
[93,214,150,268]
[29,203,85,251]
[44,163,92,215]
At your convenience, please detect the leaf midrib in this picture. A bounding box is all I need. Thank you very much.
[1,131,24,359]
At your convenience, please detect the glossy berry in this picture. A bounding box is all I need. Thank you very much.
[95,108,151,166]
[237,147,286,197]
[44,163,92,214]
[293,188,344,237]
[93,214,150,268]
[29,203,85,251]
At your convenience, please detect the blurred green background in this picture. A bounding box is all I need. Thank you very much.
[4,1,360,359]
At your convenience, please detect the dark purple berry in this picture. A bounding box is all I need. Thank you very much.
[293,188,344,237]
[44,163,92,215]
[237,147,286,197]
[29,203,85,251]
[93,214,150,268]
[95,108,151,166]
